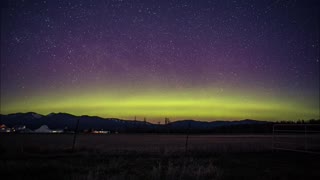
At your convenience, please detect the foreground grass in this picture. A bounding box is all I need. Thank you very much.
[1,150,319,180]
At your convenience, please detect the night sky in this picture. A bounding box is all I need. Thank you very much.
[1,0,319,122]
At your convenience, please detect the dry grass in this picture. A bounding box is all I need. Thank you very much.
[1,150,320,180]
[1,134,320,180]
[0,134,272,153]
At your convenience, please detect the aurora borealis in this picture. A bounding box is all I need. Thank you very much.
[1,0,319,122]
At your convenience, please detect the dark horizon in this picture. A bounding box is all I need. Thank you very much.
[1,111,319,123]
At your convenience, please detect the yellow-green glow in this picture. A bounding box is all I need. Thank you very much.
[1,86,318,122]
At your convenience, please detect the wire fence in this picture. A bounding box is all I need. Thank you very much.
[272,124,320,154]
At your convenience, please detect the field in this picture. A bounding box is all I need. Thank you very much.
[0,134,273,153]
[1,134,320,180]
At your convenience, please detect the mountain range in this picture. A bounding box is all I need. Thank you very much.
[0,112,270,133]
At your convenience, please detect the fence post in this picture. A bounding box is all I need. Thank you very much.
[304,125,307,151]
[272,124,275,152]
[185,122,191,153]
[72,118,80,152]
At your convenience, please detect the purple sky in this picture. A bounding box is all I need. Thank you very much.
[1,0,319,121]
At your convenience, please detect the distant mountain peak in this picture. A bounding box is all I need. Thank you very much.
[47,112,75,117]
[31,113,42,119]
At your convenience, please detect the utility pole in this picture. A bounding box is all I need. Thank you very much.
[165,117,170,124]
[164,117,170,133]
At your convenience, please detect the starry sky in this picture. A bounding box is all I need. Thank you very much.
[1,0,319,122]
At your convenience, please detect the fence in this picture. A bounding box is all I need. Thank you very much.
[272,124,320,154]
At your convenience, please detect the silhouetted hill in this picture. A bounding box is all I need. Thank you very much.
[168,119,264,129]
[0,112,157,132]
[0,112,274,133]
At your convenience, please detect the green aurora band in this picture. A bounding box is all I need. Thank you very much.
[1,86,318,122]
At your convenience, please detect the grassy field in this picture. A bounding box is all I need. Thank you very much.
[1,134,320,180]
[0,134,272,153]
[1,150,320,180]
